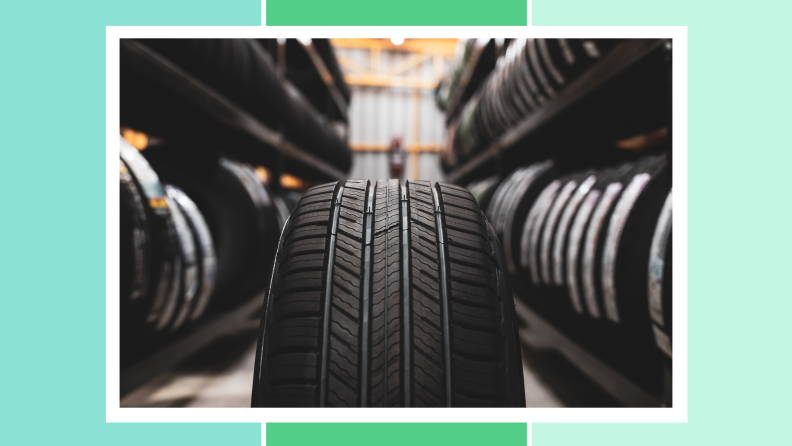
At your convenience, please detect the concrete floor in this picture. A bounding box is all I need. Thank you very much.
[520,346,619,407]
[122,333,258,407]
[121,333,618,408]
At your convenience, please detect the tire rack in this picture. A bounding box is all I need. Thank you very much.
[119,40,348,397]
[120,39,347,183]
[446,39,670,185]
[298,40,349,123]
[444,39,499,125]
[446,38,672,407]
[516,300,671,407]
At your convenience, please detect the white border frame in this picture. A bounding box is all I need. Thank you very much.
[106,26,687,425]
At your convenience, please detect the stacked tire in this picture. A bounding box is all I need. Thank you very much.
[466,175,501,214]
[130,39,352,173]
[119,137,292,365]
[472,152,671,393]
[252,180,526,407]
[450,39,621,169]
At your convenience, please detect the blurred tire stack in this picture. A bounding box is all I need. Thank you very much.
[441,38,673,406]
[118,39,351,392]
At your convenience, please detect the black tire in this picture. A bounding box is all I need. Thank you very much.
[136,39,351,172]
[515,154,670,393]
[120,158,149,304]
[166,185,218,323]
[252,179,525,407]
[648,191,672,359]
[466,176,500,213]
[597,154,670,392]
[142,148,282,309]
[526,39,557,100]
[163,185,201,332]
[119,137,180,365]
[495,161,556,278]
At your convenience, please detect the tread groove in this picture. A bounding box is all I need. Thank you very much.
[359,181,373,407]
[401,184,412,407]
[319,185,344,407]
[432,184,453,407]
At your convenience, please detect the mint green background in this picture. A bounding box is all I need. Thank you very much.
[531,1,792,444]
[2,2,261,445]
[3,0,786,445]
[269,423,526,445]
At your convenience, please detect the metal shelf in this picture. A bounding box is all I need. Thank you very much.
[120,293,264,397]
[515,299,670,407]
[446,39,669,184]
[120,39,347,182]
[444,39,496,125]
[299,40,349,123]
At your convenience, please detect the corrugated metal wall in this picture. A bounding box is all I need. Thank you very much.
[346,152,447,182]
[336,46,450,183]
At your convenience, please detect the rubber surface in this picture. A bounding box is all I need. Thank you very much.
[166,185,218,323]
[120,159,149,303]
[252,180,525,407]
[164,186,200,332]
[483,153,670,394]
[138,39,351,172]
[119,137,181,365]
[449,39,619,168]
[141,148,282,309]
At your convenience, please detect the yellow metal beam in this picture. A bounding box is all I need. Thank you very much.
[331,38,458,58]
[386,52,433,76]
[335,39,449,90]
[350,143,443,152]
[343,73,440,89]
[337,55,368,76]
[371,47,381,76]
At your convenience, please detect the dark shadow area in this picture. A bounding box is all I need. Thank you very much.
[175,331,258,373]
[522,346,621,407]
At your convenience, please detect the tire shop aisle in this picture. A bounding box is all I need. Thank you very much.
[119,38,671,408]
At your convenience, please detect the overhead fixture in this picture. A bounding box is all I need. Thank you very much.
[298,38,312,46]
[391,38,405,45]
